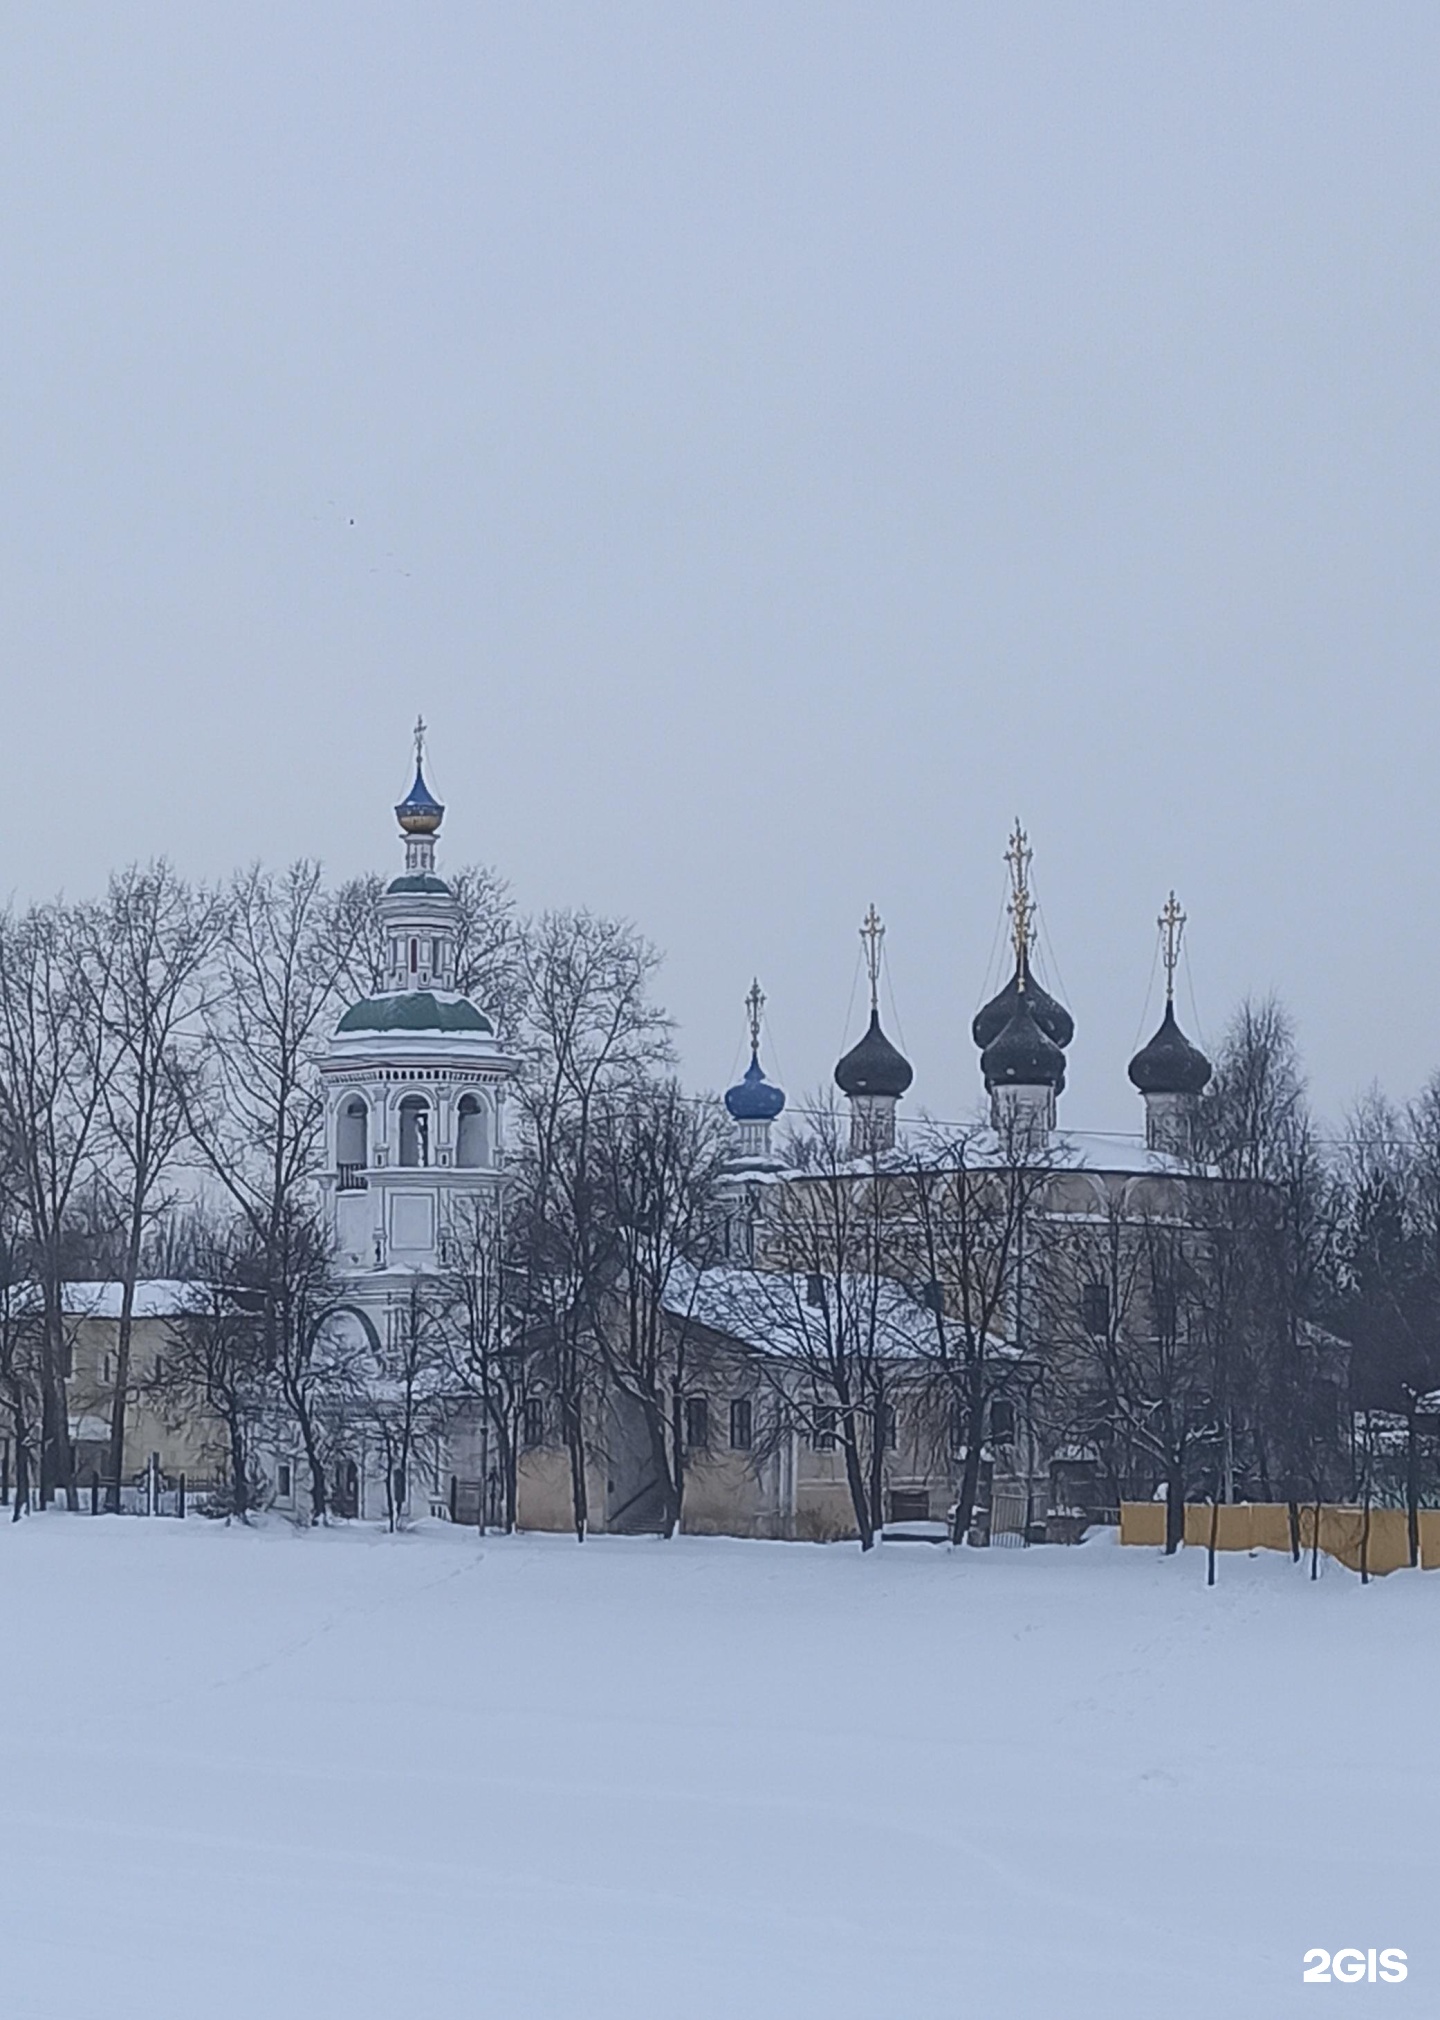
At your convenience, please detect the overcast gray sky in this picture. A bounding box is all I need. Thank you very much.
[2,4,1436,1134]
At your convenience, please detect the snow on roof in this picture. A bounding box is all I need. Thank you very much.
[764,1126,1200,1183]
[60,1281,206,1320]
[666,1261,1007,1363]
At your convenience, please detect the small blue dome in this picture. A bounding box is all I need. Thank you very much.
[396,763,445,835]
[726,1049,786,1122]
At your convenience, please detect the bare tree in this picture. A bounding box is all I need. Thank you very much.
[84,863,225,1508]
[364,1279,454,1530]
[263,1202,359,1522]
[0,1182,42,1520]
[898,1115,1057,1544]
[182,861,367,1514]
[153,1220,271,1517]
[0,903,115,1506]
[440,1194,530,1531]
[591,1078,727,1536]
[510,909,673,1539]
[706,1096,901,1550]
[1337,1086,1440,1566]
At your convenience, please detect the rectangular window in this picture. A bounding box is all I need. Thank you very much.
[729,1398,753,1451]
[1080,1281,1111,1338]
[805,1273,825,1308]
[278,1463,292,1499]
[431,937,441,972]
[1153,1285,1178,1338]
[989,1398,1016,1442]
[879,1403,897,1449]
[522,1399,545,1449]
[103,1354,114,1384]
[811,1407,836,1451]
[684,1396,710,1450]
[152,1355,165,1382]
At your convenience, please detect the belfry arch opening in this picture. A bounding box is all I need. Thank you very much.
[398,1094,431,1168]
[337,1096,368,1168]
[455,1093,489,1168]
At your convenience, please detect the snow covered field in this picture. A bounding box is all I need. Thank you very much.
[0,1518,1430,2020]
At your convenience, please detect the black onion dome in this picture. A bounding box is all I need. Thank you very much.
[980,992,1066,1090]
[1128,1001,1212,1097]
[972,958,1074,1052]
[835,1010,914,1099]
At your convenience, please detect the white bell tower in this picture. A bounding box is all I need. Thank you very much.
[319,722,519,1318]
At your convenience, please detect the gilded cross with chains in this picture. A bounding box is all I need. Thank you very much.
[860,905,885,1011]
[1005,820,1034,976]
[745,978,766,1053]
[1159,891,1186,1002]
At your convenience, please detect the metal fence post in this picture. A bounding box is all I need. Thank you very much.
[90,1471,99,1516]
[178,1474,186,1520]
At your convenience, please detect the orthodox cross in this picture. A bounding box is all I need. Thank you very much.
[413,714,428,770]
[1159,891,1186,1003]
[1005,819,1034,983]
[860,904,885,1013]
[745,978,766,1056]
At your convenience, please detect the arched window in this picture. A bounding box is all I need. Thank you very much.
[398,1094,430,1168]
[455,1093,489,1168]
[336,1096,368,1170]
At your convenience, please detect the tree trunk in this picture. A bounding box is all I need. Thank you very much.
[293,1400,327,1523]
[105,1217,144,1513]
[10,1407,29,1521]
[1405,1407,1421,1569]
[225,1409,250,1520]
[838,1408,874,1550]
[1164,1461,1185,1554]
[567,1426,588,1541]
[867,1387,886,1539]
[1207,1494,1219,1587]
[951,1369,987,1545]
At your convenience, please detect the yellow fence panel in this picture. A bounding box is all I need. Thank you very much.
[1119,1502,1166,1546]
[1120,1500,1435,1575]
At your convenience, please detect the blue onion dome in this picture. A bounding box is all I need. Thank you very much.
[725,1048,786,1122]
[835,1010,914,1099]
[972,956,1074,1052]
[980,991,1066,1089]
[395,763,444,836]
[1128,1000,1212,1097]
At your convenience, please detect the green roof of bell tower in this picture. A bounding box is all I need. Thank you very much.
[336,991,493,1036]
